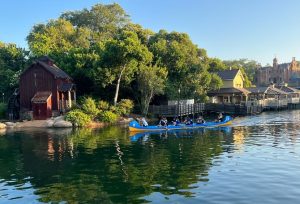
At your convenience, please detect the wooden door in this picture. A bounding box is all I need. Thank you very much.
[33,103,47,120]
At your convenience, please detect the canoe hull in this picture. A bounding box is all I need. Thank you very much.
[129,116,233,132]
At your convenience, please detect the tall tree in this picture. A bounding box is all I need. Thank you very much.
[98,30,153,105]
[0,42,29,99]
[27,19,91,56]
[148,30,217,100]
[136,64,167,115]
[60,3,130,40]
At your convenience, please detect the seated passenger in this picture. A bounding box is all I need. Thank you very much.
[196,116,205,124]
[185,117,193,125]
[141,117,148,127]
[217,113,224,122]
[172,117,180,126]
[158,117,168,127]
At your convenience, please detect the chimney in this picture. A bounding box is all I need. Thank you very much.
[38,56,54,66]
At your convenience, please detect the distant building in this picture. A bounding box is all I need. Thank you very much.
[216,69,244,88]
[208,69,250,104]
[19,56,76,120]
[255,57,300,87]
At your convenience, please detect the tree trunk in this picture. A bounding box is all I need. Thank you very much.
[114,65,126,106]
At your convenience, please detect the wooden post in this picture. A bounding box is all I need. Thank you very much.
[68,91,72,108]
[73,91,76,105]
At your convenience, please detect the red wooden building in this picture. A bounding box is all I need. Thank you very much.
[19,56,76,120]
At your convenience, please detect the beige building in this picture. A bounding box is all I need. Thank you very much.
[255,57,300,87]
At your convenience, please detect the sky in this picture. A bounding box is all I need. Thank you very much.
[1,0,300,65]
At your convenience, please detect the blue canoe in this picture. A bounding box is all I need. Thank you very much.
[129,116,233,132]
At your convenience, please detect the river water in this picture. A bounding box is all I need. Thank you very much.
[1,110,300,203]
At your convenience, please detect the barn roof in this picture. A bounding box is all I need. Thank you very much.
[37,57,71,79]
[31,91,52,103]
[20,56,72,80]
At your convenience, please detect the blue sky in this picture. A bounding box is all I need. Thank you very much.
[1,0,300,65]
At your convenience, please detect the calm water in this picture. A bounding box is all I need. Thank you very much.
[1,111,300,203]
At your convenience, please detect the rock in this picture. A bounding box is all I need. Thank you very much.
[46,120,54,127]
[4,122,15,127]
[53,116,65,122]
[0,129,6,135]
[0,123,6,129]
[53,120,73,128]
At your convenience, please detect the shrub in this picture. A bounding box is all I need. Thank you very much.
[81,97,99,118]
[97,100,110,111]
[98,111,118,123]
[0,103,7,119]
[65,109,91,127]
[116,99,134,115]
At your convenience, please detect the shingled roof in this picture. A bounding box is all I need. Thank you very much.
[246,86,288,95]
[207,87,250,96]
[216,69,240,80]
[31,91,52,103]
[36,56,71,79]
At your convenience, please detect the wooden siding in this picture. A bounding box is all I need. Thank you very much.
[20,63,71,112]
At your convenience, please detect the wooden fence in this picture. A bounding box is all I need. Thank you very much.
[148,103,205,117]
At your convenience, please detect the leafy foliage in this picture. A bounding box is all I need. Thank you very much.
[97,100,110,111]
[116,99,134,115]
[65,109,91,127]
[60,3,130,39]
[81,97,99,118]
[98,111,118,123]
[0,42,29,99]
[136,64,167,114]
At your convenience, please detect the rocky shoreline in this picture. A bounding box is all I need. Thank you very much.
[0,116,133,132]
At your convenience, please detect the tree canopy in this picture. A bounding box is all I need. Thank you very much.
[0,2,259,114]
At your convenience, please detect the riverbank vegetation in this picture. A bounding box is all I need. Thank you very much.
[0,3,260,116]
[65,97,133,126]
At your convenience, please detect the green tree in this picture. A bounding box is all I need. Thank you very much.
[0,42,29,99]
[60,3,130,40]
[27,19,91,56]
[136,64,167,115]
[98,30,153,105]
[148,30,213,100]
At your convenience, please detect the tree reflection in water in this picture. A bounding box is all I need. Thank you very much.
[0,126,234,203]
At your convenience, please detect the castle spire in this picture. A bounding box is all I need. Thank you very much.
[273,56,278,68]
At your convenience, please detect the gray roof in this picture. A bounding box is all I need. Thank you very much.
[246,87,269,94]
[246,86,288,95]
[216,69,240,80]
[208,87,250,96]
[31,91,52,103]
[276,86,300,93]
[37,60,71,79]
[58,83,75,92]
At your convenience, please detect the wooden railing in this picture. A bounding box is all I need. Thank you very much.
[148,103,205,117]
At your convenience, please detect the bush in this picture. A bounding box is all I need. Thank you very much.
[116,99,134,115]
[65,109,91,127]
[98,111,118,123]
[97,100,110,111]
[0,103,7,119]
[81,97,99,118]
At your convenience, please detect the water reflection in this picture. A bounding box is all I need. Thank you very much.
[1,111,300,203]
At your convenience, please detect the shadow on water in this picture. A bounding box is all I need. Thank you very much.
[0,126,234,203]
